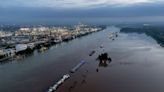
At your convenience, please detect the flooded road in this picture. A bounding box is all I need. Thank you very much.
[1,26,164,92]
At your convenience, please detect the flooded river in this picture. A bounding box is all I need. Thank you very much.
[0,26,164,92]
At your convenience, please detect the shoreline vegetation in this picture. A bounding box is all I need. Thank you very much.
[120,26,164,47]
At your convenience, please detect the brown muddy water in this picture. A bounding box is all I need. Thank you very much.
[0,26,164,92]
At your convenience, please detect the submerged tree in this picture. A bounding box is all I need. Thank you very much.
[97,52,112,67]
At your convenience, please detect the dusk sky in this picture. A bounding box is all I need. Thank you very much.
[1,0,164,24]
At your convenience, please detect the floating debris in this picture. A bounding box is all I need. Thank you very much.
[100,44,104,48]
[96,68,99,72]
[70,60,86,73]
[89,50,95,56]
[116,34,118,37]
[108,32,119,40]
[47,74,70,92]
[39,47,48,52]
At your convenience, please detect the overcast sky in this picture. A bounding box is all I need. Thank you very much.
[0,0,164,24]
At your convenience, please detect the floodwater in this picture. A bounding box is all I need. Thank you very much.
[1,26,164,92]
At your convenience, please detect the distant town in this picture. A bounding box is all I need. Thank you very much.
[0,23,105,62]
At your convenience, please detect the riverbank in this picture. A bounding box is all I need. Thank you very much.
[0,26,164,92]
[0,24,104,62]
[0,26,106,92]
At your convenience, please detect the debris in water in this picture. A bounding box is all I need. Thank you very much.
[100,44,104,48]
[96,68,99,72]
[47,74,70,92]
[70,60,86,73]
[89,50,96,56]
